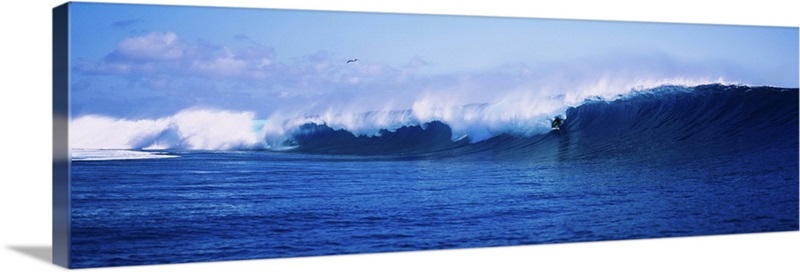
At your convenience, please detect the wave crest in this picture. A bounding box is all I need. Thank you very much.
[71,82,794,156]
[278,84,797,157]
[261,81,707,146]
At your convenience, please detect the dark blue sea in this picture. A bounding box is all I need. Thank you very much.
[69,84,799,268]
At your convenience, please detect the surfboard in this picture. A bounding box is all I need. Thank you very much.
[551,120,562,130]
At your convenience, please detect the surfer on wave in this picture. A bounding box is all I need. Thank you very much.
[551,116,563,130]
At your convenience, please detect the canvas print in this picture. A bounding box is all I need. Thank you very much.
[53,2,799,268]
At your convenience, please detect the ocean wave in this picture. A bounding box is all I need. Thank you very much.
[260,77,731,146]
[69,84,797,158]
[280,84,798,157]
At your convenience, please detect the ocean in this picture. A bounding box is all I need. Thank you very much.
[68,84,799,268]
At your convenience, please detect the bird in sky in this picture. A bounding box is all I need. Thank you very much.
[346,59,358,64]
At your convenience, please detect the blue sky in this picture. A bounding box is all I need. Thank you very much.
[68,2,799,119]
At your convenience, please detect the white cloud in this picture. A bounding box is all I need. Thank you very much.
[77,31,278,83]
[116,31,184,61]
[191,54,248,78]
[76,31,433,95]
[76,30,736,118]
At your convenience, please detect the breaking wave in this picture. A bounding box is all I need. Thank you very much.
[70,109,263,150]
[279,84,798,159]
[69,84,798,162]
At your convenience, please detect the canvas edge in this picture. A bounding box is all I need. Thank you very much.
[52,2,71,268]
[45,1,800,269]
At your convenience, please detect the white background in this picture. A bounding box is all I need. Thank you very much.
[1,1,797,271]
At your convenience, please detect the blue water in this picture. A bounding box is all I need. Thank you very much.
[69,85,799,268]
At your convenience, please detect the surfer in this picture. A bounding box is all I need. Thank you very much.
[551,116,563,130]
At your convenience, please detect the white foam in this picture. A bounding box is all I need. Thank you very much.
[71,78,728,151]
[261,77,725,145]
[71,149,179,161]
[70,109,263,150]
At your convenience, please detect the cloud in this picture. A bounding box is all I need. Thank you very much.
[404,56,430,69]
[75,30,441,99]
[77,30,437,86]
[76,31,277,82]
[74,29,743,121]
[115,31,185,61]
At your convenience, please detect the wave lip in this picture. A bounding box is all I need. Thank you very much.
[280,84,799,159]
[67,84,798,159]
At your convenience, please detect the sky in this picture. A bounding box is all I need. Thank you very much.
[67,2,799,120]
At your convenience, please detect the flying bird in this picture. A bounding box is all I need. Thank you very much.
[346,59,358,64]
